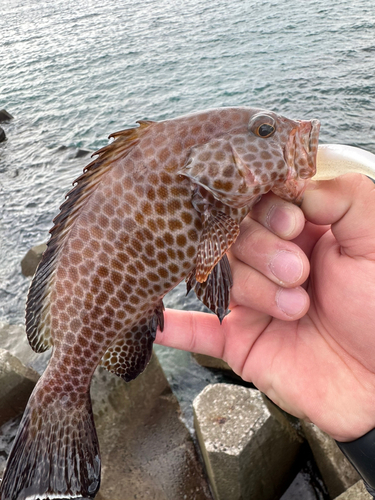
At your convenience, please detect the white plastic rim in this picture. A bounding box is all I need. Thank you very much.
[313,144,375,181]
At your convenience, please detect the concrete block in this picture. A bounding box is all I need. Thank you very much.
[192,353,232,372]
[334,480,372,499]
[193,384,303,500]
[0,323,50,375]
[301,421,360,498]
[92,353,213,500]
[0,348,39,425]
[21,242,47,277]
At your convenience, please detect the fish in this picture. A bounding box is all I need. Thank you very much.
[0,107,321,500]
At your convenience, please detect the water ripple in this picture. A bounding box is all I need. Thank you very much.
[1,0,375,322]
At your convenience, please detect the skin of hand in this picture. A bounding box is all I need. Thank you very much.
[155,173,375,442]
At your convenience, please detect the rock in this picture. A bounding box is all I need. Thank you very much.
[75,148,92,158]
[192,354,245,382]
[0,348,39,426]
[193,384,303,500]
[91,353,212,500]
[0,109,13,122]
[0,127,5,143]
[21,242,47,277]
[301,421,360,498]
[193,353,234,373]
[334,480,373,499]
[0,416,22,480]
[0,323,50,375]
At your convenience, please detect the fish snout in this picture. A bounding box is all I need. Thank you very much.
[291,119,321,179]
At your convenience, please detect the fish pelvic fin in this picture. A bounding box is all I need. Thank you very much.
[25,120,155,354]
[187,253,233,323]
[195,210,239,283]
[0,383,100,500]
[100,302,164,382]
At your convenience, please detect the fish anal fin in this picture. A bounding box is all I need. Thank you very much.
[187,253,233,323]
[195,210,239,283]
[26,120,155,354]
[100,302,164,382]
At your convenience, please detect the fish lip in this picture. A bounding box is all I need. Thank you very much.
[284,119,321,179]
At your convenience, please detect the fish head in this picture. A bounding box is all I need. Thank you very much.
[180,108,320,208]
[238,111,321,205]
[248,111,320,177]
[258,114,320,204]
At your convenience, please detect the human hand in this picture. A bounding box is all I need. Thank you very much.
[156,173,375,442]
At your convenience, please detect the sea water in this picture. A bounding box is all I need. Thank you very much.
[1,0,375,320]
[1,0,374,497]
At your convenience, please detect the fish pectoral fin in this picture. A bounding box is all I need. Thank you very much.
[195,210,240,283]
[100,302,164,382]
[187,253,233,323]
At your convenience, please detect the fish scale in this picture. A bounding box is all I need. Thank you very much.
[0,107,320,500]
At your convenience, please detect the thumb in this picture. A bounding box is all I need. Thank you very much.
[301,174,375,259]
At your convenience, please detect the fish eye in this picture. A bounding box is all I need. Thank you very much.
[256,123,275,137]
[249,114,276,138]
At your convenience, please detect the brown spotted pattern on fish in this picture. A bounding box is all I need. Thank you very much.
[0,107,320,500]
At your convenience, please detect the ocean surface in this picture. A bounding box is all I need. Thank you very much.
[1,0,375,324]
[1,0,374,496]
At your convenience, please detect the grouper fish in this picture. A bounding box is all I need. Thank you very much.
[0,107,322,500]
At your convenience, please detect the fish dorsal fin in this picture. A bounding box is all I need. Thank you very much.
[25,120,155,353]
[100,302,164,381]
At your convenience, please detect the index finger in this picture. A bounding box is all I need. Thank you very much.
[155,306,270,370]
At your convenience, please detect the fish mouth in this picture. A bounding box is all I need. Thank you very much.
[284,119,321,179]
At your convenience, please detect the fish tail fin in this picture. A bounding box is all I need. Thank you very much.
[0,382,100,500]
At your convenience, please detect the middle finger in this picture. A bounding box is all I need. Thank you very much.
[230,216,310,288]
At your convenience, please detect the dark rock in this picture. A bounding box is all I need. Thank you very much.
[0,349,39,426]
[0,110,13,122]
[75,148,92,158]
[192,353,232,372]
[192,353,243,381]
[21,243,47,277]
[0,127,6,143]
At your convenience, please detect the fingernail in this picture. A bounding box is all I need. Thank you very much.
[269,250,303,284]
[276,287,307,317]
[267,205,296,237]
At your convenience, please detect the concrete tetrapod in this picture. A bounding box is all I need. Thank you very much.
[193,384,303,500]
